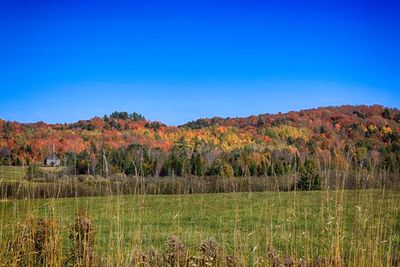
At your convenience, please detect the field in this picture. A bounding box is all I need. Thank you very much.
[0,166,68,184]
[1,189,399,266]
[0,166,25,182]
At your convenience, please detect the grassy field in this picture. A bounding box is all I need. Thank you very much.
[1,189,399,266]
[0,166,67,183]
[0,166,25,182]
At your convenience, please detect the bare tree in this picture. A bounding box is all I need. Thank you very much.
[102,149,109,178]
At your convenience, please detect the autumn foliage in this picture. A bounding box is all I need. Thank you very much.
[1,105,400,179]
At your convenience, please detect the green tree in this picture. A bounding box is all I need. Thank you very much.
[161,137,191,177]
[208,159,234,177]
[190,146,206,176]
[130,112,146,121]
[382,109,391,119]
[297,159,321,190]
[75,150,90,174]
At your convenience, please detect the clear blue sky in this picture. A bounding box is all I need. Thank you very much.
[0,0,399,125]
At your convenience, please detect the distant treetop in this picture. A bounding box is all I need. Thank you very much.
[108,111,146,121]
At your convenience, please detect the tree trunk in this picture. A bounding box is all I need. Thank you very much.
[102,150,109,178]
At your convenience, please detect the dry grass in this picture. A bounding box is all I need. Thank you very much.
[0,173,399,266]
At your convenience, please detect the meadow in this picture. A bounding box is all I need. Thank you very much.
[1,189,399,266]
[0,166,25,182]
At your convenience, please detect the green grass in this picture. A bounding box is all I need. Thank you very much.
[1,189,399,265]
[38,166,68,173]
[0,166,25,181]
[0,166,66,182]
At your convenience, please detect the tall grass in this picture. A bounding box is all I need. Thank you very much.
[0,170,399,266]
[1,170,398,200]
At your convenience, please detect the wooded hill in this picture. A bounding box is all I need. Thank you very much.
[1,105,400,179]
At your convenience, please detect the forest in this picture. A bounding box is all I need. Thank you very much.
[0,105,399,186]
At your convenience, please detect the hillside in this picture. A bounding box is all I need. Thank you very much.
[1,105,399,178]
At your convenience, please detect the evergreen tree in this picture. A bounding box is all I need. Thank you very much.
[190,146,206,176]
[297,159,321,190]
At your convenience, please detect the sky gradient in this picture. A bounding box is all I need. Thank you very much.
[0,0,399,125]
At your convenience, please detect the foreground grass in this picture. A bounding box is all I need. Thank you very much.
[1,189,399,266]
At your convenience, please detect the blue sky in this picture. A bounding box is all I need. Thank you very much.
[0,0,399,125]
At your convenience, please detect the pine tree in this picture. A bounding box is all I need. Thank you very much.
[297,159,321,190]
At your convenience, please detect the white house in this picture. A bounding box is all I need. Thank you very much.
[45,145,60,166]
[45,155,60,166]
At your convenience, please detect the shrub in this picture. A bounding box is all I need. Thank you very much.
[69,212,95,266]
[4,217,61,266]
[25,163,43,180]
[198,238,222,266]
[165,236,188,266]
